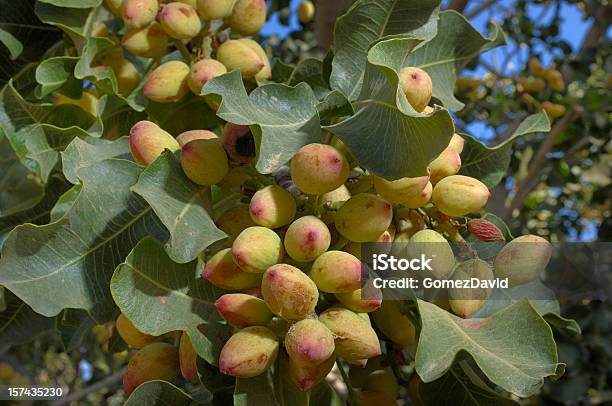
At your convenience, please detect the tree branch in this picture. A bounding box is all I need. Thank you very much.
[448,0,469,13]
[503,105,583,221]
[465,0,497,19]
[50,367,127,406]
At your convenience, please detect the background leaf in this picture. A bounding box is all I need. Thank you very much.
[460,112,551,187]
[0,290,56,351]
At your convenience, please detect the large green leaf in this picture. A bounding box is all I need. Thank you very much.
[0,0,62,85]
[460,112,551,187]
[474,281,581,337]
[327,37,455,179]
[0,290,56,351]
[132,152,226,264]
[234,374,278,406]
[110,237,230,364]
[62,136,132,184]
[202,70,321,174]
[0,159,167,321]
[330,0,441,99]
[415,300,564,397]
[417,364,519,406]
[404,11,506,111]
[0,176,70,249]
[125,380,197,406]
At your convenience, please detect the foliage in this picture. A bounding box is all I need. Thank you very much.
[0,0,603,405]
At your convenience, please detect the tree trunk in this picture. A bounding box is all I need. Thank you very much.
[315,0,348,49]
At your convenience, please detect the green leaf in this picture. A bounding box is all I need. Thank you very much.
[0,159,167,321]
[0,0,62,85]
[0,134,44,217]
[474,281,581,337]
[132,152,226,264]
[331,0,441,99]
[317,90,354,123]
[309,382,343,406]
[62,136,132,184]
[202,70,321,174]
[49,184,81,221]
[125,380,196,406]
[0,176,70,249]
[326,37,455,179]
[271,58,294,83]
[56,309,95,352]
[404,11,506,111]
[111,237,230,364]
[0,28,23,60]
[0,290,56,351]
[417,364,519,406]
[460,112,551,187]
[288,58,328,99]
[0,80,95,171]
[38,0,102,8]
[234,374,278,406]
[35,56,79,96]
[274,352,308,406]
[147,93,219,135]
[416,300,564,397]
[24,124,89,182]
[89,95,147,139]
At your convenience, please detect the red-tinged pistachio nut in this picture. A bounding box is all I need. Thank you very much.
[143,60,190,103]
[309,251,362,293]
[179,333,198,383]
[122,0,159,29]
[494,235,552,286]
[319,307,381,362]
[180,139,229,185]
[335,193,393,242]
[227,0,266,36]
[214,293,273,328]
[261,264,319,320]
[123,342,180,395]
[218,326,279,378]
[399,67,433,112]
[202,248,262,290]
[129,120,180,166]
[249,185,297,229]
[290,143,350,195]
[284,216,331,262]
[159,2,202,40]
[231,226,284,273]
[431,175,490,216]
[188,58,227,95]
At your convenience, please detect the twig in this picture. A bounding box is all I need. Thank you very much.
[465,0,497,19]
[448,0,469,13]
[503,105,583,221]
[173,39,192,63]
[50,367,127,406]
[336,360,358,406]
